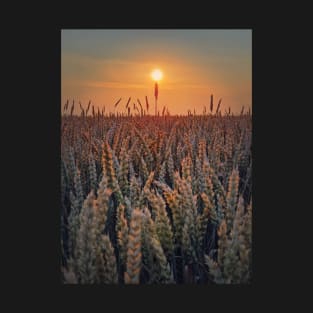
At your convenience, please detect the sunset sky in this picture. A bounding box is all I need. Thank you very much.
[61,29,252,115]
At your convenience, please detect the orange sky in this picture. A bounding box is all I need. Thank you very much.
[62,30,252,115]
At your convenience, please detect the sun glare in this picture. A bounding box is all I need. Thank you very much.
[151,69,163,81]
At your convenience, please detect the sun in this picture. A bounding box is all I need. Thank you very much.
[151,69,163,81]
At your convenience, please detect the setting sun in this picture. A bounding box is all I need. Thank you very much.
[151,69,163,81]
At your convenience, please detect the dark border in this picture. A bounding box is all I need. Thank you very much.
[18,14,285,307]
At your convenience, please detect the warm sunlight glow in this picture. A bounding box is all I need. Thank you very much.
[62,30,252,114]
[151,69,163,81]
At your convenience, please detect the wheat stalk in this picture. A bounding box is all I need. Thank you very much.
[124,208,142,284]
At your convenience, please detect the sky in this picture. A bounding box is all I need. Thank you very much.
[61,29,252,115]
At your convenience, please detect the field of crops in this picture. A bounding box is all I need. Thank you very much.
[61,111,252,284]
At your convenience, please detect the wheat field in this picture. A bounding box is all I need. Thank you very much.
[61,107,252,284]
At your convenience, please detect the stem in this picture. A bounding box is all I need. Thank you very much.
[154,82,158,117]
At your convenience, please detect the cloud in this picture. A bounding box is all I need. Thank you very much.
[85,81,146,89]
[63,79,147,89]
